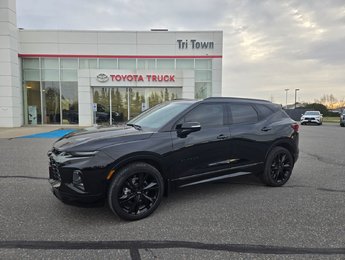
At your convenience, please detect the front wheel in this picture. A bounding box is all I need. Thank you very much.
[261,147,294,187]
[108,162,164,221]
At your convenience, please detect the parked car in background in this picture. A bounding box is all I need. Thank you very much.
[300,111,323,125]
[48,97,299,220]
[340,110,345,127]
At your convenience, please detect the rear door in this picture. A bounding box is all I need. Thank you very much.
[227,103,272,170]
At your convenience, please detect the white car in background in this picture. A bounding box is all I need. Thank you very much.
[300,111,323,125]
[340,110,345,127]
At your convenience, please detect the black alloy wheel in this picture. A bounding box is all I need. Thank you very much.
[261,147,294,187]
[108,162,163,220]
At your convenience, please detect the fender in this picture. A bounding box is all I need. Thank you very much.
[265,137,298,163]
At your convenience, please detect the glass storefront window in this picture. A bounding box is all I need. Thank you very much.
[61,70,78,81]
[157,59,175,69]
[137,59,155,69]
[176,59,194,69]
[61,82,78,124]
[41,58,59,69]
[129,88,145,119]
[79,59,97,69]
[42,82,60,124]
[111,88,127,123]
[60,59,78,69]
[92,87,182,125]
[41,69,59,81]
[23,58,39,69]
[195,82,212,99]
[99,59,117,69]
[195,59,212,69]
[93,88,111,124]
[25,81,41,125]
[195,70,212,81]
[118,59,136,69]
[21,56,215,126]
[23,70,40,81]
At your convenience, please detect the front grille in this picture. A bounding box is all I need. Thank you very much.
[50,157,61,182]
[305,117,315,120]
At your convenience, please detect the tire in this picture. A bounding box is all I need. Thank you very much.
[108,162,164,221]
[341,123,344,127]
[261,147,294,187]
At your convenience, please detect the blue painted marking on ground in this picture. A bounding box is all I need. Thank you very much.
[18,129,76,139]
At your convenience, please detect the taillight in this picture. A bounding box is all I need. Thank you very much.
[291,123,299,132]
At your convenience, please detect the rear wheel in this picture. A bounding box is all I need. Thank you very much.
[108,162,164,220]
[341,123,344,127]
[261,147,294,187]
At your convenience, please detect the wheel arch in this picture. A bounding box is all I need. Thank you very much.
[107,152,171,196]
[266,138,298,164]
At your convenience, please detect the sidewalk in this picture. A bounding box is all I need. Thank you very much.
[0,126,82,139]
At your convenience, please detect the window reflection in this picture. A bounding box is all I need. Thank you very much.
[42,82,60,124]
[61,82,78,124]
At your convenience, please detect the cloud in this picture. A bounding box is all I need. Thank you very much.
[16,0,345,104]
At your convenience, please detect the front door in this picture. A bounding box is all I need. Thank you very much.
[170,103,232,184]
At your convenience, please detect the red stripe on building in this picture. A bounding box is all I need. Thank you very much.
[18,54,222,59]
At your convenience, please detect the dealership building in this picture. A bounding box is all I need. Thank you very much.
[0,0,223,127]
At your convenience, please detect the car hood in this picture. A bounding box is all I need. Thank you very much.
[53,126,153,152]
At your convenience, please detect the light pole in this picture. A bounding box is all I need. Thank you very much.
[284,89,289,109]
[294,89,300,109]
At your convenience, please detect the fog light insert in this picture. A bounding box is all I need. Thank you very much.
[73,170,85,191]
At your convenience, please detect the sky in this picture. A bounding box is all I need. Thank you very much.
[16,0,345,105]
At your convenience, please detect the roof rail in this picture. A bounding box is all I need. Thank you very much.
[204,97,271,103]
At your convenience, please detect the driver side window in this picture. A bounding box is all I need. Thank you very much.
[183,104,224,128]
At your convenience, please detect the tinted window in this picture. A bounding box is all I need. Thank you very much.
[230,104,258,124]
[184,104,224,128]
[129,102,193,130]
[255,104,274,119]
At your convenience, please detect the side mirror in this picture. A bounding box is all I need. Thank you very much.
[176,122,201,138]
[301,114,304,116]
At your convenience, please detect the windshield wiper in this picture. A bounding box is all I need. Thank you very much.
[127,123,142,130]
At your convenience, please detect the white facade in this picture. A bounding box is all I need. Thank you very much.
[0,0,223,127]
[0,0,22,127]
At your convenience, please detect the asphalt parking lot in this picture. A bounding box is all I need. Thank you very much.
[0,123,344,259]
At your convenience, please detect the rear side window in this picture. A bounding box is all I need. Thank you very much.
[255,104,274,119]
[230,104,258,124]
[184,103,224,128]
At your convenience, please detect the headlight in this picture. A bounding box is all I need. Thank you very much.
[61,151,98,158]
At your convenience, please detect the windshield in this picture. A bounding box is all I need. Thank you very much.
[305,111,320,115]
[127,102,194,130]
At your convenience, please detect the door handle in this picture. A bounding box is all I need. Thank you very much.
[261,127,272,132]
[217,134,229,140]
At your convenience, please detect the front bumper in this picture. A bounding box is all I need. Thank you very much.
[48,153,109,207]
[50,184,105,207]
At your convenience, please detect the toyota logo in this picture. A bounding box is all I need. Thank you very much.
[96,73,109,82]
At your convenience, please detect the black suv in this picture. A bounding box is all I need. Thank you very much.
[48,97,299,220]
